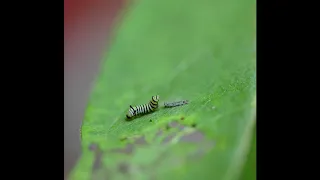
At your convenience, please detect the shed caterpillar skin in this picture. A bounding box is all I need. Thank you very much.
[164,100,189,108]
[126,95,160,119]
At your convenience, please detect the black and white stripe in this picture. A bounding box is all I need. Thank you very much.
[126,95,160,118]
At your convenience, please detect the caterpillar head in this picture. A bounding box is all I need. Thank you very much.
[126,105,136,119]
[152,95,160,102]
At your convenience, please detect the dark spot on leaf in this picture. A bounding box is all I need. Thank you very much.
[150,119,152,122]
[89,143,98,151]
[120,137,127,141]
[180,117,185,120]
[118,162,130,174]
[191,123,197,127]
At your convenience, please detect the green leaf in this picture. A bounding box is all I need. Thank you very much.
[68,0,256,179]
[239,124,256,180]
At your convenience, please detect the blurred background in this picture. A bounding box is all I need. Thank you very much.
[64,0,125,178]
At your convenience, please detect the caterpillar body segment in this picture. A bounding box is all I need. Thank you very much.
[126,95,160,119]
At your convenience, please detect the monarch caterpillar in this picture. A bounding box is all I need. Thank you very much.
[164,100,189,108]
[126,95,160,119]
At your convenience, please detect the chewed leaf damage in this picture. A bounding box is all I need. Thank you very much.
[85,120,215,180]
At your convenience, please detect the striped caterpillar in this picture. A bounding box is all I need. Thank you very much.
[126,95,160,119]
[164,100,189,108]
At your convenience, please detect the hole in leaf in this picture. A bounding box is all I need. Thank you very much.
[91,144,103,171]
[134,136,148,145]
[180,131,204,143]
[110,144,134,155]
[162,133,177,144]
[118,162,130,174]
[168,121,179,128]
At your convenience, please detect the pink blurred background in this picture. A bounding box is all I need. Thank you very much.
[64,0,125,177]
